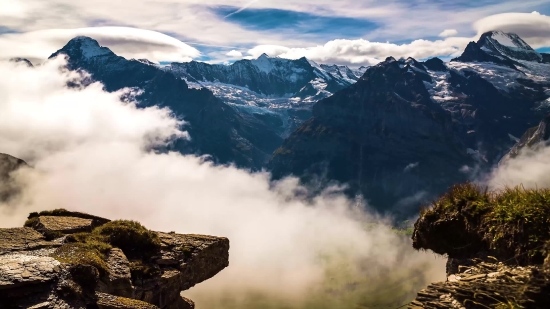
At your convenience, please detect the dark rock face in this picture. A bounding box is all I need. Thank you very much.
[168,55,356,98]
[500,114,550,165]
[0,153,27,201]
[269,57,473,211]
[269,31,550,213]
[422,57,446,72]
[0,211,229,309]
[49,36,282,169]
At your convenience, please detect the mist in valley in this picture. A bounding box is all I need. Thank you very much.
[0,58,447,308]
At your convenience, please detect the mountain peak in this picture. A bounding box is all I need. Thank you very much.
[50,36,114,60]
[258,53,270,59]
[476,30,541,62]
[479,31,533,51]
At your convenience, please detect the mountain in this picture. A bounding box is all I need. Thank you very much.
[499,113,550,165]
[166,56,367,137]
[454,31,544,65]
[269,31,550,213]
[0,153,27,201]
[49,36,283,169]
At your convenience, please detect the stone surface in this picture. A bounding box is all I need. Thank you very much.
[0,211,229,309]
[96,292,160,309]
[408,257,550,308]
[0,254,60,288]
[33,216,94,234]
[0,228,60,254]
[98,248,133,298]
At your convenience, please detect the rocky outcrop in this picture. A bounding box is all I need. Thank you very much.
[410,183,550,308]
[408,257,550,309]
[0,210,229,309]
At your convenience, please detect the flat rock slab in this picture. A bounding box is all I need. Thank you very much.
[35,216,94,234]
[96,292,160,309]
[0,228,58,253]
[0,254,60,288]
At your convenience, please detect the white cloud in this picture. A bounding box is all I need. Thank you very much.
[0,27,201,63]
[488,144,550,191]
[0,58,445,308]
[474,12,550,48]
[439,29,458,37]
[225,49,243,58]
[248,37,470,66]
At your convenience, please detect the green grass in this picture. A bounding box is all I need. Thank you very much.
[50,220,161,280]
[418,182,550,263]
[52,242,110,275]
[93,220,161,259]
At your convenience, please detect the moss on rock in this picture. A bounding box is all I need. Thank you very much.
[414,183,550,264]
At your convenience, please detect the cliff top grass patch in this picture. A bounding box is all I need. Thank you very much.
[414,183,550,264]
[50,219,161,278]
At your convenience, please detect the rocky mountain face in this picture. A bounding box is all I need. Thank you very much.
[269,31,550,213]
[166,56,367,138]
[0,210,229,309]
[499,114,550,165]
[49,37,282,169]
[0,153,27,201]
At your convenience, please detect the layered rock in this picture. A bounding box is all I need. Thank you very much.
[0,211,229,309]
[408,257,550,309]
[410,183,550,308]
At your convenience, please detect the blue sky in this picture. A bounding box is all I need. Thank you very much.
[1,0,550,66]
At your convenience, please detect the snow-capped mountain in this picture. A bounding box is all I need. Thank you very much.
[269,31,550,213]
[48,36,284,169]
[165,55,367,136]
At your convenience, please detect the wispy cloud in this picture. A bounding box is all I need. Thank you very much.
[224,0,259,18]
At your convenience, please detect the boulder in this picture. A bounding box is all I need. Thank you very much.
[32,216,94,235]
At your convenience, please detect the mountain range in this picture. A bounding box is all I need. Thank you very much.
[14,30,550,214]
[269,31,550,212]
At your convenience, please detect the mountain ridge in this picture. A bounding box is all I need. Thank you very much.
[269,31,550,212]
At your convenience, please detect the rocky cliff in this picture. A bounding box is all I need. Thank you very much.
[409,183,550,308]
[0,210,229,309]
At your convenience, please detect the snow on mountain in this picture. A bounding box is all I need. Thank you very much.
[72,36,113,59]
[165,55,368,137]
[476,31,542,63]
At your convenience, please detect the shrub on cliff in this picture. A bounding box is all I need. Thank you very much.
[414,183,550,264]
[93,220,161,259]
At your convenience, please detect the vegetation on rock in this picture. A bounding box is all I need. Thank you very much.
[414,182,550,264]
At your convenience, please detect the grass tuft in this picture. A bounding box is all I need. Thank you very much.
[417,182,550,263]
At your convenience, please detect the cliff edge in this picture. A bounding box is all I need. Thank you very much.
[0,209,230,309]
[409,183,550,308]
